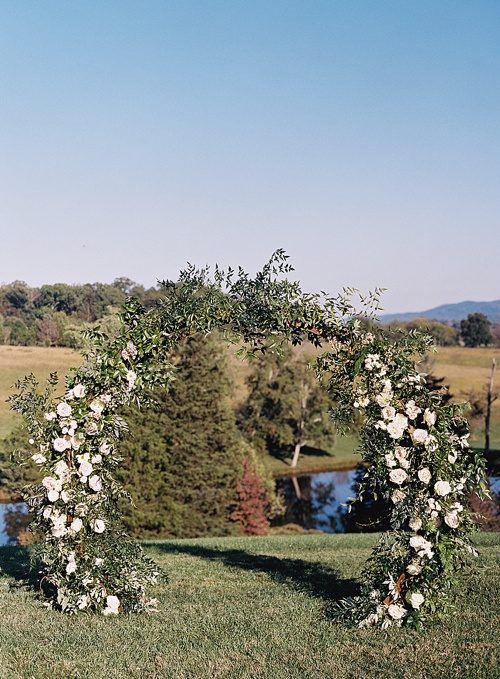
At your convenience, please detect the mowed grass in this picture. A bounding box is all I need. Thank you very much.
[0,532,498,679]
[0,346,81,440]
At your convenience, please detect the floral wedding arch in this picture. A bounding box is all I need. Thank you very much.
[10,252,487,627]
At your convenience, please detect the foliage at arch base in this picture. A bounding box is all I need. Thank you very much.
[9,252,488,626]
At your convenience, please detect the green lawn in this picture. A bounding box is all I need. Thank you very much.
[0,532,498,678]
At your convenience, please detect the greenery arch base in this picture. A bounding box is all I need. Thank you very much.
[10,252,488,627]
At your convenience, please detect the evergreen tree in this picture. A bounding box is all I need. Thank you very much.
[117,333,247,538]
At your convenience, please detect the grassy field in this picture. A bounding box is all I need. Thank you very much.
[1,344,499,473]
[0,532,498,678]
[0,346,81,440]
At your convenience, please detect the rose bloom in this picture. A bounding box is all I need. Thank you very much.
[385,453,397,468]
[53,437,70,453]
[391,490,406,504]
[444,512,460,528]
[57,402,72,418]
[54,460,68,477]
[66,561,77,575]
[408,517,422,531]
[407,592,425,609]
[376,392,393,407]
[411,428,429,444]
[406,563,422,576]
[31,453,46,465]
[90,398,106,414]
[72,384,86,399]
[103,595,120,615]
[405,400,422,419]
[389,468,408,485]
[88,475,102,492]
[44,411,57,421]
[434,480,452,497]
[387,603,407,620]
[42,476,61,492]
[423,408,436,426]
[47,490,59,502]
[381,405,396,420]
[92,519,106,533]
[70,518,83,533]
[79,460,93,477]
[418,468,432,484]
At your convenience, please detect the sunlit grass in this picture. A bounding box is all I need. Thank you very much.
[0,532,498,678]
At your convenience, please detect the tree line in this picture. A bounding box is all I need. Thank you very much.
[1,278,498,348]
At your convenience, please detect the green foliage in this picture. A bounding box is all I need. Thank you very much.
[240,345,335,464]
[460,313,493,347]
[382,318,460,347]
[118,333,247,539]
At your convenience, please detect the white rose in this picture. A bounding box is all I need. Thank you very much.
[434,480,452,497]
[103,595,120,615]
[42,476,61,492]
[57,402,72,418]
[53,437,70,452]
[32,453,46,464]
[386,419,406,439]
[385,453,397,468]
[405,400,422,419]
[412,428,429,444]
[79,460,93,477]
[61,490,70,503]
[391,490,406,504]
[406,563,422,575]
[408,517,422,531]
[381,406,396,420]
[407,592,425,609]
[88,475,102,492]
[72,384,86,399]
[47,490,59,502]
[66,561,77,575]
[85,421,99,436]
[444,512,459,528]
[92,519,106,533]
[423,409,436,426]
[90,398,106,414]
[54,460,68,477]
[70,518,83,533]
[376,392,393,407]
[91,454,102,465]
[77,595,89,610]
[389,468,407,485]
[387,603,407,620]
[418,468,432,484]
[43,507,53,519]
[44,411,57,421]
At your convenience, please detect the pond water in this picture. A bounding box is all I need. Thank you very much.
[1,474,499,543]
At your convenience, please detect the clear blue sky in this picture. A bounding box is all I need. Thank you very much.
[1,1,498,314]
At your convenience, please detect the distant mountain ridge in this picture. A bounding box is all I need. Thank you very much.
[379,300,500,324]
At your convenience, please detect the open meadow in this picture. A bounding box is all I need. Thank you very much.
[0,532,498,679]
[1,344,499,476]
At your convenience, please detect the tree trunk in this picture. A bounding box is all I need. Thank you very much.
[291,441,302,468]
[485,358,496,455]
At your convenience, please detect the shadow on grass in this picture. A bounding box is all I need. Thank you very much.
[0,545,40,589]
[147,542,360,617]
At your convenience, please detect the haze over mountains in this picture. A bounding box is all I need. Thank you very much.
[379,300,500,324]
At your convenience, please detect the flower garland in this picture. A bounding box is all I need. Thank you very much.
[9,253,488,623]
[318,329,488,628]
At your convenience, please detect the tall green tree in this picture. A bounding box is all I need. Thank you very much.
[241,347,335,467]
[460,313,493,347]
[117,332,247,538]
